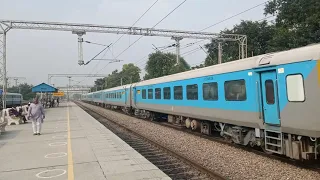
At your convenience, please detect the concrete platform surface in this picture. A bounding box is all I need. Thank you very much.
[0,102,171,180]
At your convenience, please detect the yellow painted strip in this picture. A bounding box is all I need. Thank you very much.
[317,61,320,86]
[67,103,75,180]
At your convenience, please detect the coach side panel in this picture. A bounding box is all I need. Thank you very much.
[279,60,320,137]
[135,69,263,128]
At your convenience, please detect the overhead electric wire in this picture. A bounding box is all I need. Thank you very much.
[257,15,275,22]
[111,0,160,47]
[199,45,214,62]
[135,1,271,75]
[152,0,187,28]
[116,0,187,59]
[200,0,271,31]
[78,0,160,86]
[74,45,113,85]
[98,0,188,74]
[84,41,109,46]
[92,0,267,87]
[84,43,113,65]
[180,47,201,56]
[161,0,272,55]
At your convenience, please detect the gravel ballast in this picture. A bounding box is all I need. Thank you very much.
[79,102,320,180]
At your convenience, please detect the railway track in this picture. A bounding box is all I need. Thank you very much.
[158,122,320,172]
[76,102,226,180]
[76,101,320,177]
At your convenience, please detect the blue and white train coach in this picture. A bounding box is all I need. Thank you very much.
[83,44,320,161]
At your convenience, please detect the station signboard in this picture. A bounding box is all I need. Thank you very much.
[53,91,64,97]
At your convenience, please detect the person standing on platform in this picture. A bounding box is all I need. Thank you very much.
[57,97,59,107]
[27,96,45,135]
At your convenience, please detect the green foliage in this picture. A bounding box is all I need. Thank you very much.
[204,0,320,66]
[90,1,320,86]
[91,63,141,91]
[7,83,35,101]
[205,20,275,66]
[191,64,205,70]
[144,51,190,80]
[264,0,320,51]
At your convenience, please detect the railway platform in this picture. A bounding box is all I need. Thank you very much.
[0,102,170,180]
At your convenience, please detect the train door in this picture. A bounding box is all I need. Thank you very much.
[260,71,280,125]
[124,87,127,106]
[129,84,133,107]
[130,84,136,107]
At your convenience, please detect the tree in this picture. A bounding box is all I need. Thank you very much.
[144,51,190,80]
[119,63,141,85]
[7,83,36,101]
[204,20,275,66]
[91,63,141,91]
[191,63,205,70]
[264,0,320,51]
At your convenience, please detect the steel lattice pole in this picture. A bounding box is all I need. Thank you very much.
[0,31,7,109]
[0,32,3,110]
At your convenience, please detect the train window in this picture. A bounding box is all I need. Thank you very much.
[148,89,153,99]
[163,87,171,99]
[155,88,161,99]
[286,74,305,102]
[224,79,246,101]
[203,82,218,101]
[265,80,275,104]
[174,86,183,100]
[187,84,198,100]
[120,92,122,99]
[142,89,146,99]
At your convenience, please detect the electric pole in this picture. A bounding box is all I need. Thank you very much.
[67,77,71,101]
[104,79,108,89]
[7,77,26,93]
[218,42,223,64]
[14,78,18,86]
[171,36,183,65]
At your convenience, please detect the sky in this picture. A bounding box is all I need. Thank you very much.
[0,0,268,88]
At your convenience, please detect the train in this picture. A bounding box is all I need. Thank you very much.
[82,43,320,161]
[4,93,23,107]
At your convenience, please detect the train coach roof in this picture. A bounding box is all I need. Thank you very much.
[6,92,22,95]
[101,85,128,92]
[134,43,320,86]
[87,85,128,95]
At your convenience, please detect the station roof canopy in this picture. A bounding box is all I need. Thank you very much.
[32,83,58,93]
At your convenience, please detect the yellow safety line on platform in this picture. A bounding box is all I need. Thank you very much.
[67,103,75,180]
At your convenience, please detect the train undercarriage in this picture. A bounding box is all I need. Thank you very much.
[88,101,319,161]
[164,113,320,161]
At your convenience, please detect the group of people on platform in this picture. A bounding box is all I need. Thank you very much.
[8,103,31,123]
[41,97,59,108]
[7,96,47,135]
